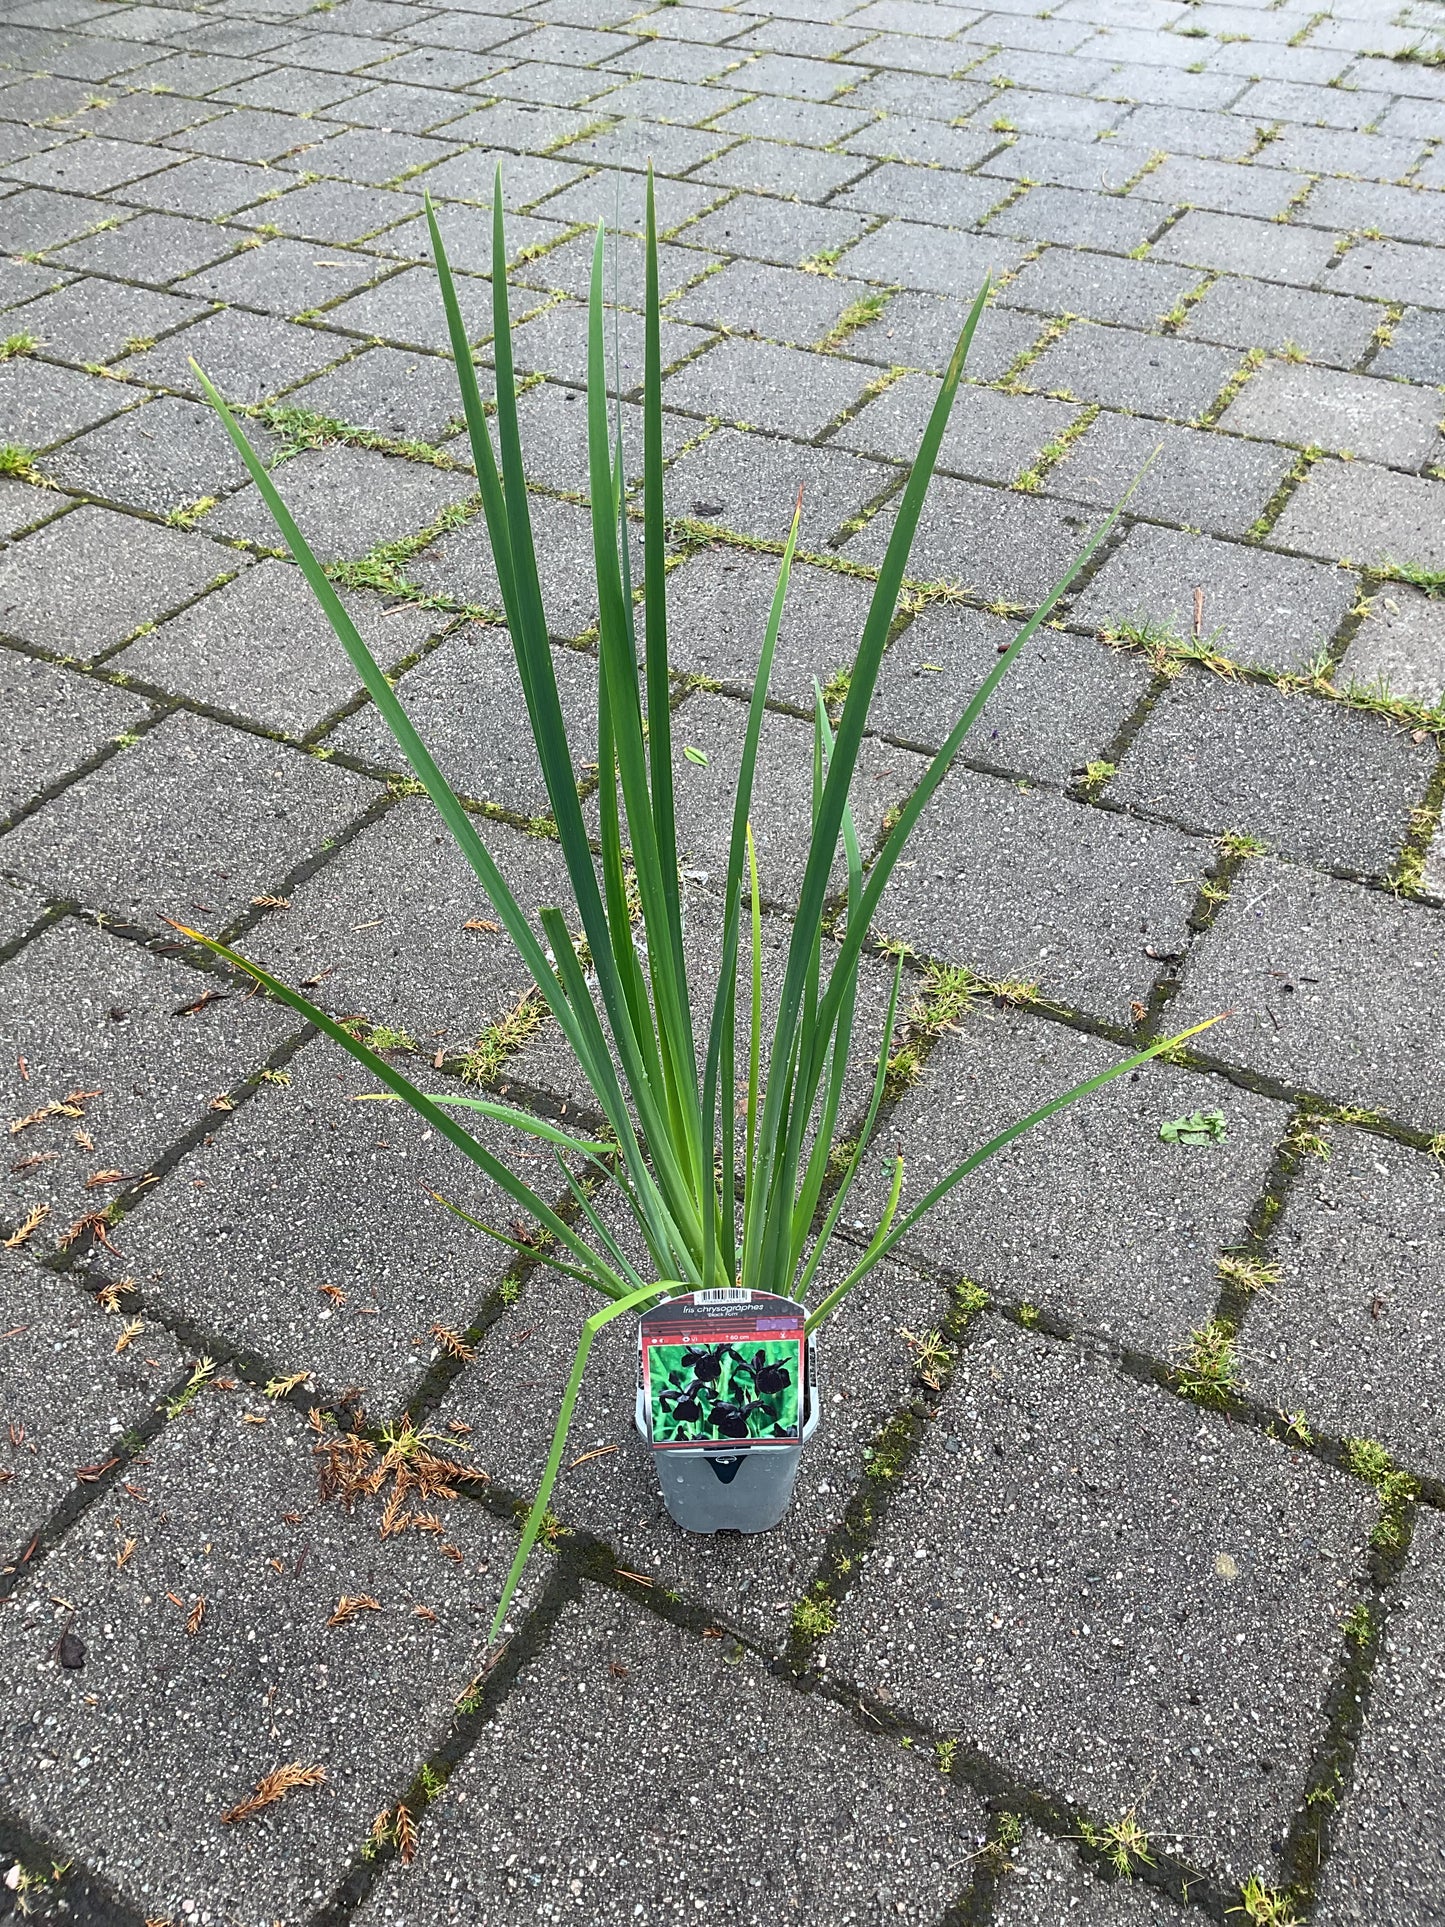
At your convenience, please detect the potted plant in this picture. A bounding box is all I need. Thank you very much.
[178,169,1216,1638]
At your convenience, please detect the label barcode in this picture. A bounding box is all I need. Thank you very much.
[694,1288,749,1303]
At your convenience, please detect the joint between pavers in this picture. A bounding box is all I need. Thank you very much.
[0,663,169,836]
[0,1798,149,1927]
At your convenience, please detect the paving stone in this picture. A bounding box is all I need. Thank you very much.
[216,441,475,562]
[123,306,353,405]
[0,474,57,537]
[283,342,463,442]
[509,230,712,311]
[1230,76,1392,130]
[176,233,387,314]
[840,376,1080,488]
[524,166,727,240]
[658,693,925,905]
[875,766,1203,1018]
[842,221,1024,298]
[1273,460,1445,572]
[0,185,147,254]
[845,478,1105,608]
[328,80,479,134]
[1000,250,1203,331]
[1131,154,1311,220]
[1182,275,1384,368]
[832,161,1008,230]
[980,133,1156,195]
[1246,1127,1445,1476]
[1268,125,1426,184]
[726,50,859,101]
[243,176,421,244]
[245,798,577,1054]
[1373,307,1445,387]
[122,49,267,94]
[310,259,464,354]
[118,1039,551,1405]
[1341,584,1445,705]
[0,709,374,928]
[1314,1511,1445,1926]
[663,546,877,709]
[841,120,1007,176]
[0,650,147,827]
[873,604,1154,782]
[1324,238,1445,310]
[662,337,868,437]
[843,292,1041,381]
[332,624,598,812]
[0,1392,520,1922]
[216,64,375,114]
[1220,362,1445,470]
[0,505,236,660]
[5,133,175,196]
[1113,669,1433,874]
[986,183,1162,255]
[867,1007,1287,1349]
[0,357,133,450]
[79,93,222,145]
[710,93,873,149]
[118,558,443,735]
[1297,176,1445,250]
[496,379,692,498]
[1048,411,1294,539]
[559,116,733,179]
[413,146,584,211]
[1113,102,1259,161]
[11,275,210,365]
[995,1827,1212,1922]
[353,1587,985,1923]
[0,253,70,309]
[165,104,323,164]
[1151,208,1339,287]
[549,76,742,128]
[497,298,707,395]
[409,492,627,632]
[114,154,276,220]
[43,392,256,516]
[1075,525,1357,675]
[15,35,161,87]
[0,1253,183,1569]
[45,205,238,283]
[825,1318,1375,1882]
[279,126,462,188]
[0,917,291,1245]
[660,427,899,550]
[1169,860,1445,1130]
[669,259,877,348]
[1024,321,1240,423]
[676,191,871,269]
[690,136,868,200]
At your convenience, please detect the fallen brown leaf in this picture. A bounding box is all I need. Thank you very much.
[3,1202,49,1249]
[327,1594,382,1628]
[221,1762,326,1825]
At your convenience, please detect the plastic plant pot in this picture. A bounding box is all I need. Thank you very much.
[635,1288,820,1533]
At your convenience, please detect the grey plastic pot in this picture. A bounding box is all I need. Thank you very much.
[635,1309,819,1534]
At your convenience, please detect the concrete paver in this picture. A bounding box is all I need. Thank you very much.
[2,0,1444,1918]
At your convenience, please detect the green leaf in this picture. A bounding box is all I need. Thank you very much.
[1160,1109,1229,1146]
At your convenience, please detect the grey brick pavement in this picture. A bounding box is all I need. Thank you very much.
[0,0,1443,1920]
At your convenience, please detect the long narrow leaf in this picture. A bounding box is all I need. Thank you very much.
[490,1277,681,1642]
[748,280,993,1274]
[163,919,632,1300]
[804,1013,1227,1332]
